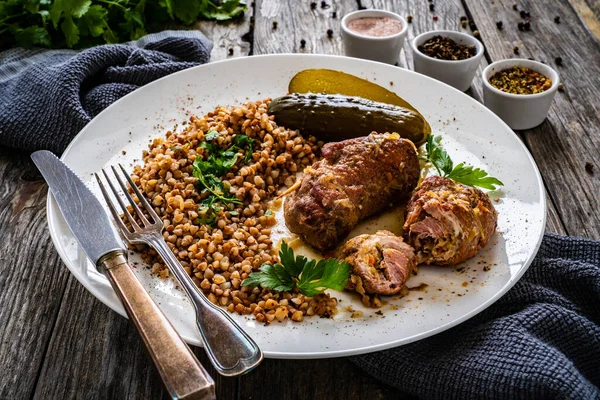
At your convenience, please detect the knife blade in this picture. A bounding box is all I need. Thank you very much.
[31,150,123,265]
[31,150,216,400]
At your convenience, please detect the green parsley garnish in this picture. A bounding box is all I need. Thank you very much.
[192,133,255,226]
[242,241,351,297]
[264,209,274,217]
[0,0,247,49]
[424,135,504,190]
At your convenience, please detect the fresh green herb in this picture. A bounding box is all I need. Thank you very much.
[424,135,504,190]
[264,209,273,217]
[0,0,246,49]
[242,241,351,297]
[170,146,182,152]
[228,210,239,216]
[192,133,256,227]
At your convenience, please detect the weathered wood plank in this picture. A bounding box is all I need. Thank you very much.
[464,0,600,240]
[567,0,600,40]
[195,12,253,61]
[33,275,238,400]
[0,149,70,399]
[254,0,358,55]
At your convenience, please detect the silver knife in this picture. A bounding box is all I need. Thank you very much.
[31,150,216,400]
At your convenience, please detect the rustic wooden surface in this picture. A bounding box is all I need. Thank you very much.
[1,0,599,399]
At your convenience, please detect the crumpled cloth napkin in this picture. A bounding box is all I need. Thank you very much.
[0,31,212,153]
[351,233,600,399]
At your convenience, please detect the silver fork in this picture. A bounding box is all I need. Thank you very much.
[95,164,263,377]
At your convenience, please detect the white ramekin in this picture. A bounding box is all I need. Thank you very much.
[341,9,408,65]
[482,59,559,130]
[411,30,484,92]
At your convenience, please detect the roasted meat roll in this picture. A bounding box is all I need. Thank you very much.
[284,133,420,251]
[403,176,498,266]
[334,230,416,295]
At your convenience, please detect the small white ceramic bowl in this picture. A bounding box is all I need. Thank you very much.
[341,9,408,65]
[411,30,484,91]
[482,59,559,130]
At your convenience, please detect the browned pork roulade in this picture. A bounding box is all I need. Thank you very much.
[334,230,416,296]
[284,133,420,252]
[403,176,498,266]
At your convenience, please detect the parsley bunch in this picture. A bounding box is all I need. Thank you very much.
[243,241,351,297]
[0,0,246,49]
[424,135,504,190]
[192,130,255,226]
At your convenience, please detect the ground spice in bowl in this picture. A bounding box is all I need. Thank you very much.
[488,66,553,94]
[417,35,476,60]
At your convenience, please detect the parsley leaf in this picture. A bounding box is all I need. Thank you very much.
[242,241,351,296]
[205,130,220,141]
[424,135,504,190]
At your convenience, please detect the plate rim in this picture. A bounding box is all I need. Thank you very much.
[47,53,547,359]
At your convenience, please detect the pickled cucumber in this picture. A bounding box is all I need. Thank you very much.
[268,93,429,145]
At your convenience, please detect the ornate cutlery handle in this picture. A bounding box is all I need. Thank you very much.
[99,251,216,400]
[150,238,263,377]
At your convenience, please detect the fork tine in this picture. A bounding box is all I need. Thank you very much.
[102,168,140,230]
[119,163,161,225]
[111,165,151,227]
[95,172,132,234]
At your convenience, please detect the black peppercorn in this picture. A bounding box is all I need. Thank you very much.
[585,162,594,174]
[228,48,233,56]
[461,20,468,28]
[512,4,518,10]
[327,29,333,38]
[407,14,413,23]
[429,3,434,11]
[518,22,525,31]
[310,2,317,9]
[520,10,526,18]
[528,57,534,60]
[524,21,531,31]
[555,56,563,65]
[332,11,337,18]
[525,11,530,18]
[272,21,278,29]
[300,39,306,48]
[460,16,467,21]
[513,46,519,55]
[469,21,477,30]
[496,21,503,29]
[321,1,329,9]
[554,16,561,23]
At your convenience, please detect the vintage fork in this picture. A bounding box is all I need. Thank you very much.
[95,164,263,377]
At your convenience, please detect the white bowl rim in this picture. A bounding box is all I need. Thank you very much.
[411,30,484,65]
[341,9,408,41]
[482,58,560,99]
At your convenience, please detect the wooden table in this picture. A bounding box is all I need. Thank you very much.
[2,0,599,398]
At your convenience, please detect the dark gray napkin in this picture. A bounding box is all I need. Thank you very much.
[352,233,600,399]
[0,31,212,153]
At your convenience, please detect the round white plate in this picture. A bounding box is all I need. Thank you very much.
[47,54,546,359]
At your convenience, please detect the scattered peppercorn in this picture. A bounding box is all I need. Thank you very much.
[310,2,317,9]
[518,22,525,31]
[585,162,594,174]
[513,46,519,55]
[461,20,468,28]
[228,48,233,56]
[496,21,503,30]
[407,14,413,23]
[524,21,531,31]
[469,21,477,30]
[300,39,306,48]
[429,3,435,11]
[332,11,337,18]
[520,10,526,18]
[272,21,278,29]
[418,35,476,60]
[555,56,563,66]
[473,30,480,38]
[326,29,333,38]
[554,16,561,23]
[512,4,518,10]
[433,15,438,21]
[460,16,467,21]
[558,82,564,91]
[321,1,329,9]
[489,67,553,94]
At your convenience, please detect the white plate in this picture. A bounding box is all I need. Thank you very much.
[47,54,546,359]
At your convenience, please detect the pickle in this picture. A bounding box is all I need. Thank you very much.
[268,93,429,145]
